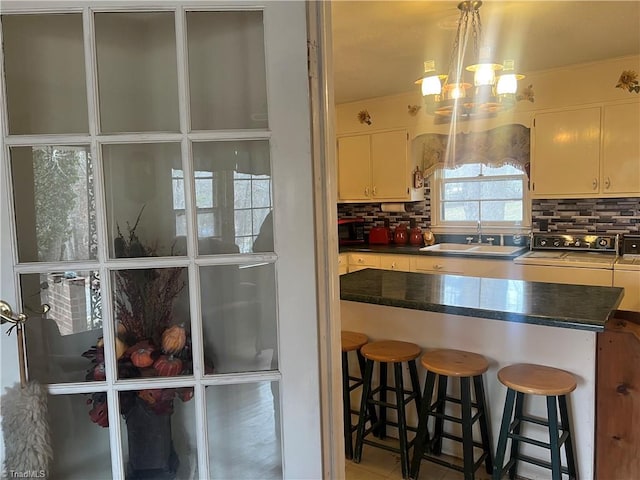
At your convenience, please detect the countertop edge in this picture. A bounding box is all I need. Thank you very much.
[340,294,607,332]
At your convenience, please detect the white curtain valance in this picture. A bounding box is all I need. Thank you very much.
[414,124,531,178]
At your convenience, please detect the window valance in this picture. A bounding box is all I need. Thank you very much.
[414,124,530,177]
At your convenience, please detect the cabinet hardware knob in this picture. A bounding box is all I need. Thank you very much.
[605,177,611,189]
[592,178,598,190]
[434,264,443,270]
[365,187,370,197]
[372,186,377,196]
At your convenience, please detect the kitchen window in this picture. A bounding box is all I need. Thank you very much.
[432,163,530,228]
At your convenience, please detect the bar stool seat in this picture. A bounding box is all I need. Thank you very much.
[493,363,578,480]
[354,340,422,479]
[410,349,493,480]
[341,331,375,460]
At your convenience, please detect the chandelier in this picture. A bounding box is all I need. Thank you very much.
[416,1,523,121]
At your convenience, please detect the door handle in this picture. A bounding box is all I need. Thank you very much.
[0,300,49,387]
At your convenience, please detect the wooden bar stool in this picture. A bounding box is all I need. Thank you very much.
[341,330,377,459]
[493,363,578,480]
[410,349,493,480]
[353,340,422,479]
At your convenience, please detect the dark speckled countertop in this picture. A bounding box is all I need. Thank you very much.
[339,244,528,260]
[340,268,624,332]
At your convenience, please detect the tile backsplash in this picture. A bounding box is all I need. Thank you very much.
[532,197,640,234]
[337,191,640,235]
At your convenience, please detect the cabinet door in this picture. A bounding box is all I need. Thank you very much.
[371,130,409,200]
[347,253,380,272]
[532,108,601,196]
[602,103,640,195]
[379,254,411,272]
[337,135,371,201]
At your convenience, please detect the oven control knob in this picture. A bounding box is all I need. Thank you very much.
[598,238,609,248]
[539,239,547,247]
[553,240,561,247]
[575,241,581,247]
[564,241,571,247]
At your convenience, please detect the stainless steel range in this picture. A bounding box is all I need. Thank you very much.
[514,233,619,286]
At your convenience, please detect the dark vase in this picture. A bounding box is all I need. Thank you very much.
[125,397,179,479]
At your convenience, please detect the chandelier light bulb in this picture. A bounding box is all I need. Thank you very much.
[474,64,496,86]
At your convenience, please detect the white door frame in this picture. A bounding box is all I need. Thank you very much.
[307,1,345,479]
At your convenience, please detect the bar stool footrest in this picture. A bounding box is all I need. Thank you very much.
[511,453,570,475]
[428,409,483,426]
[430,432,487,452]
[417,451,488,475]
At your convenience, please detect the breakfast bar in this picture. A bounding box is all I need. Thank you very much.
[340,268,624,479]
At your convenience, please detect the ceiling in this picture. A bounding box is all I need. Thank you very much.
[331,1,640,104]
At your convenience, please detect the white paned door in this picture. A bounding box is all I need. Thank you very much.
[0,2,321,479]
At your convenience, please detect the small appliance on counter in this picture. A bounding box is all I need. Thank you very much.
[338,217,365,245]
[393,223,409,245]
[409,219,422,246]
[369,224,390,245]
[620,234,640,256]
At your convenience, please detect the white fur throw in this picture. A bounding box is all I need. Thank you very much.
[2,381,52,478]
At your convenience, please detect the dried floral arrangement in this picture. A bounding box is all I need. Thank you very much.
[616,70,639,94]
[82,208,201,426]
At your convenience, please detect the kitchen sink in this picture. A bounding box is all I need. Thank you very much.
[419,243,524,256]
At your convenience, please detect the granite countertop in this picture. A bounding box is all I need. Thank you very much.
[339,244,528,260]
[340,268,624,332]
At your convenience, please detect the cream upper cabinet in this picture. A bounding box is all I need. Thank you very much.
[531,107,601,197]
[337,134,371,201]
[337,129,422,202]
[532,102,640,198]
[602,102,640,195]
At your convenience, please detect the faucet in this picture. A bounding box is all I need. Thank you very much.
[476,220,482,244]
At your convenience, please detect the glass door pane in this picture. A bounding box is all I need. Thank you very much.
[110,267,192,381]
[2,14,89,134]
[186,11,268,130]
[206,382,281,479]
[102,143,184,258]
[94,12,180,133]
[21,271,103,384]
[10,145,96,263]
[120,388,198,479]
[192,140,272,254]
[49,393,113,479]
[200,263,277,374]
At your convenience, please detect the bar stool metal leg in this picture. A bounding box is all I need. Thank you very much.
[408,359,422,414]
[394,362,410,479]
[558,395,578,480]
[547,395,562,480]
[353,358,374,464]
[342,351,354,459]
[493,388,516,480]
[460,376,475,480]
[507,391,524,480]
[379,361,388,439]
[473,375,494,475]
[431,375,448,455]
[410,370,435,480]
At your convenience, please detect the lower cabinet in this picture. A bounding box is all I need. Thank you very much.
[346,253,380,272]
[338,253,348,276]
[614,269,640,312]
[508,264,613,286]
[379,254,411,272]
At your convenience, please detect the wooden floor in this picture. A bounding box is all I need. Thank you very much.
[345,437,492,480]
